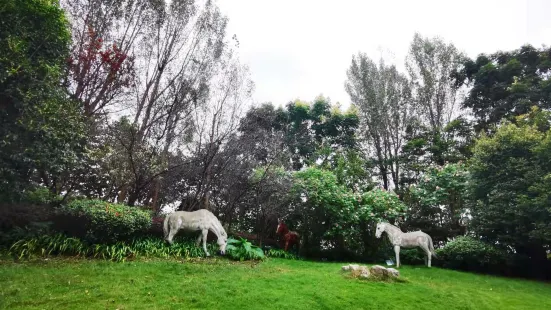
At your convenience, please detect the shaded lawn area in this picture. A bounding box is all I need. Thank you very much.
[1,258,550,310]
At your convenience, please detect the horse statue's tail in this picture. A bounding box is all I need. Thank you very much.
[163,214,170,240]
[428,235,437,258]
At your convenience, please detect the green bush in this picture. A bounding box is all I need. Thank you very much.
[436,236,508,273]
[22,187,62,205]
[0,203,53,233]
[266,248,302,260]
[226,237,265,261]
[0,222,53,248]
[9,234,219,262]
[54,199,151,244]
[399,248,426,265]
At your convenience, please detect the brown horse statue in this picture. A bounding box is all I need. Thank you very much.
[276,221,300,252]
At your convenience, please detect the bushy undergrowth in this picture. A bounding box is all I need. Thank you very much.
[54,199,151,244]
[8,234,219,262]
[265,248,302,260]
[436,236,508,273]
[22,187,62,205]
[226,237,265,261]
[399,248,427,265]
[7,234,304,263]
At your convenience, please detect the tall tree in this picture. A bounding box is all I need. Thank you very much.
[454,44,551,132]
[273,97,359,171]
[60,0,253,208]
[345,55,412,190]
[406,33,465,132]
[469,107,551,265]
[399,116,474,187]
[61,0,151,117]
[0,0,85,201]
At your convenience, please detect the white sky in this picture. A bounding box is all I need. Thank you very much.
[218,0,551,108]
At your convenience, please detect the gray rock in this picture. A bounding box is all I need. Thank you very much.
[387,268,400,277]
[370,265,388,277]
[359,267,370,279]
[341,265,351,271]
[349,264,361,271]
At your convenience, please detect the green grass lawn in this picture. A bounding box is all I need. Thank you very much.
[1,258,550,310]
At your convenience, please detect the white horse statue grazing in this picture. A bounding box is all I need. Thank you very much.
[375,222,437,268]
[163,209,227,257]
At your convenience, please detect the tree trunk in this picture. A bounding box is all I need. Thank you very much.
[118,184,127,204]
[151,178,161,211]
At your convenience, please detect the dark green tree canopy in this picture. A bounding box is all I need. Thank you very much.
[0,0,85,201]
[469,108,551,260]
[456,45,551,132]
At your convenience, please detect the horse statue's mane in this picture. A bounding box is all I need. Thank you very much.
[380,221,403,233]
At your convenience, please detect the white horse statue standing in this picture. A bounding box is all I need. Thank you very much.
[163,209,227,257]
[375,222,437,268]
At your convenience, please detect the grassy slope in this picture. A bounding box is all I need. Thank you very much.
[1,258,550,310]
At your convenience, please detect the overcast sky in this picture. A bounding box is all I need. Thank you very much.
[217,0,551,108]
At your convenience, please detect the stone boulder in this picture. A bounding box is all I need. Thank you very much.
[369,265,401,279]
[369,265,388,277]
[387,268,400,277]
[359,267,371,279]
[341,264,370,279]
[341,264,399,281]
[350,264,361,271]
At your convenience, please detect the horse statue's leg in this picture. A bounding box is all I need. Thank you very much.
[196,234,202,247]
[166,225,178,245]
[394,245,401,268]
[419,241,432,268]
[201,229,210,257]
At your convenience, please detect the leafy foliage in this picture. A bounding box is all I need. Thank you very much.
[0,0,85,201]
[265,248,302,260]
[405,163,469,243]
[399,248,426,265]
[469,108,551,261]
[346,55,412,190]
[275,97,360,170]
[55,199,151,244]
[399,118,474,187]
[436,236,508,274]
[406,33,465,131]
[225,237,265,261]
[21,186,63,205]
[0,221,53,249]
[456,45,551,132]
[357,189,407,222]
[291,168,406,258]
[8,234,219,262]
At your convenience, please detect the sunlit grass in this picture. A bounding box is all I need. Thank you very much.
[1,258,550,309]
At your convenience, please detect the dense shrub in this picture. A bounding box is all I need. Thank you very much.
[436,236,508,273]
[0,203,53,231]
[54,199,151,244]
[0,202,54,248]
[226,237,265,261]
[399,248,426,265]
[22,187,62,205]
[9,234,219,262]
[266,249,302,260]
[0,221,53,249]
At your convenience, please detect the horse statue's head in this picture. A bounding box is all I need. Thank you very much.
[375,222,387,238]
[217,230,228,255]
[276,220,288,235]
